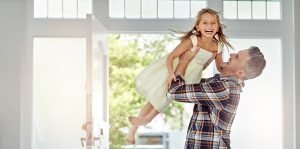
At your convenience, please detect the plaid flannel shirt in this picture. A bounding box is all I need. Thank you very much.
[167,74,243,149]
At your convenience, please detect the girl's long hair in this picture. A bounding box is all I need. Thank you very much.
[172,8,233,50]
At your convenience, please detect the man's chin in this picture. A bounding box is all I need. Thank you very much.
[220,62,229,67]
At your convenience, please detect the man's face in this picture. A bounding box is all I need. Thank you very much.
[220,49,250,78]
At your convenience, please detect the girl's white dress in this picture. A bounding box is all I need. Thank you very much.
[135,35,224,112]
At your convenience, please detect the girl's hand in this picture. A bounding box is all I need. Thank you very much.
[166,73,176,89]
[212,52,218,59]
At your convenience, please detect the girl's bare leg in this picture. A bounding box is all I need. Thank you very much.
[127,102,158,144]
[127,126,138,144]
[129,108,160,126]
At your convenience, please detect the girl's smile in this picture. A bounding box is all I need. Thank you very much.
[196,13,219,38]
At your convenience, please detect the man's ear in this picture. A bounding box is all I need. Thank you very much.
[236,70,246,79]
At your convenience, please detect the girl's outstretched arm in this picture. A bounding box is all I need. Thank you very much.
[166,38,193,88]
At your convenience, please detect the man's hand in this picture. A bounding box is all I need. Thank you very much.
[179,48,200,64]
[175,48,200,76]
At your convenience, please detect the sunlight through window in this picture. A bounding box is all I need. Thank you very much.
[223,0,281,20]
[109,0,207,19]
[34,0,92,18]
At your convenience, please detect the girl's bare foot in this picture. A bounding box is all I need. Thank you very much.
[127,127,137,144]
[128,116,150,126]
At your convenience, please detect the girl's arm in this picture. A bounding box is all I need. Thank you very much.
[166,38,193,87]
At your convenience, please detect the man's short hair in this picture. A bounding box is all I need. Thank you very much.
[244,46,266,80]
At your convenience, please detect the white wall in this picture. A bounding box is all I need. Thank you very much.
[295,0,300,148]
[0,0,25,149]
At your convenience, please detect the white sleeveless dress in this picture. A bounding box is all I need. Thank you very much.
[135,35,224,112]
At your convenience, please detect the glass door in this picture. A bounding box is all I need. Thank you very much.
[33,36,109,149]
[33,38,87,149]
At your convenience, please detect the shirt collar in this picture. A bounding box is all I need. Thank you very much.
[215,74,245,87]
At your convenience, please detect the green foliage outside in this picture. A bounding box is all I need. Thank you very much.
[108,34,188,148]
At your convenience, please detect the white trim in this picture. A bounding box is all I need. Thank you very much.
[86,15,93,147]
[281,0,295,148]
[293,0,299,148]
[21,1,34,148]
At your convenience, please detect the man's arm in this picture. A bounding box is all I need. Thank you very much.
[167,50,230,109]
[167,76,229,109]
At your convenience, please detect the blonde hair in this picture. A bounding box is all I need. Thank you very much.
[244,46,266,80]
[174,8,233,49]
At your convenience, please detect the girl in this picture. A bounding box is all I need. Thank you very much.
[127,8,232,144]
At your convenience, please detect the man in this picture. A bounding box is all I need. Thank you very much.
[167,46,266,149]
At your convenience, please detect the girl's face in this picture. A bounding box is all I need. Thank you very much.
[196,13,219,38]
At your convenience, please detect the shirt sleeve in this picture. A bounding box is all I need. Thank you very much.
[167,75,230,109]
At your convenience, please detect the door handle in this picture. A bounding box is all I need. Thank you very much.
[81,125,105,147]
[93,128,104,145]
[93,137,100,145]
[80,137,86,147]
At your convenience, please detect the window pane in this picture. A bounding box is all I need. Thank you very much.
[34,0,47,18]
[174,0,189,18]
[108,0,208,19]
[33,38,86,149]
[142,0,157,18]
[48,0,63,18]
[34,0,91,18]
[191,1,206,18]
[125,0,141,18]
[267,1,281,19]
[238,1,251,19]
[63,0,77,18]
[78,0,92,18]
[252,1,266,19]
[109,0,125,18]
[158,0,173,18]
[224,0,280,20]
[227,39,283,149]
[223,1,237,19]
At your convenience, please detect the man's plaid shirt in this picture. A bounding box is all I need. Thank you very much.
[167,74,243,149]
